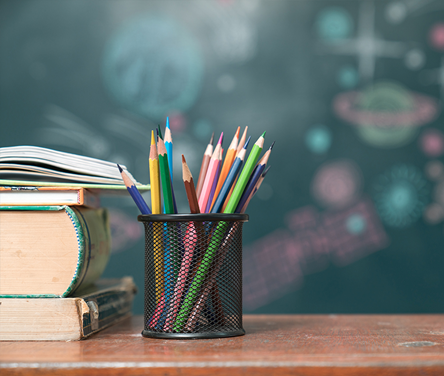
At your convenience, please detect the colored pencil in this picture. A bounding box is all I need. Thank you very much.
[240,165,271,213]
[210,127,239,210]
[206,147,222,213]
[236,126,248,156]
[117,164,151,214]
[149,131,163,302]
[157,137,175,214]
[198,133,223,213]
[235,141,274,213]
[149,131,161,214]
[173,132,265,331]
[211,137,250,214]
[157,124,163,140]
[164,117,173,179]
[224,132,266,213]
[196,133,214,199]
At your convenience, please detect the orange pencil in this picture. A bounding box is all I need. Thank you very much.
[210,127,239,210]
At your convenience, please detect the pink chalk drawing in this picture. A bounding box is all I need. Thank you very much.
[311,160,362,209]
[429,23,444,50]
[420,129,444,157]
[243,198,388,310]
[108,209,143,254]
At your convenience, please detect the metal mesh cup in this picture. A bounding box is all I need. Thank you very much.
[138,213,248,339]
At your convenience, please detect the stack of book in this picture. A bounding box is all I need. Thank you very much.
[0,146,148,340]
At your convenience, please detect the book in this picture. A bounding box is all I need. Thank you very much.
[0,205,111,297]
[0,277,137,341]
[0,186,100,208]
[0,145,148,187]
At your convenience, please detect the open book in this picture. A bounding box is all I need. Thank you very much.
[0,145,148,188]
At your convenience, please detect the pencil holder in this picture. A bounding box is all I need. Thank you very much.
[138,213,248,339]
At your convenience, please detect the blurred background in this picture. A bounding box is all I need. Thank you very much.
[1,0,444,315]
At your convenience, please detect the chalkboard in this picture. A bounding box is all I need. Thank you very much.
[1,0,444,315]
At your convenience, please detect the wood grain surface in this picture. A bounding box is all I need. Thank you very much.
[2,314,444,375]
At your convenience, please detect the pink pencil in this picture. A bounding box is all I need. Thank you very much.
[148,293,165,328]
[163,222,198,330]
[198,133,223,213]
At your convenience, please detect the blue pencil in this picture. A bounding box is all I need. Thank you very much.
[235,141,274,213]
[210,137,251,213]
[117,164,151,214]
[165,117,173,179]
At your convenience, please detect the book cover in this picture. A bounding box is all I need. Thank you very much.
[0,277,137,341]
[0,205,111,297]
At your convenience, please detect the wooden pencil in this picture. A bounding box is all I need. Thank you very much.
[117,164,151,215]
[210,127,239,210]
[181,154,199,214]
[235,141,274,213]
[206,147,222,213]
[240,165,271,214]
[157,137,175,214]
[236,126,248,156]
[164,117,173,179]
[196,133,214,199]
[198,133,223,213]
[211,137,250,213]
[149,131,161,214]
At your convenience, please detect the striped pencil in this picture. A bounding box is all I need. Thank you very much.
[210,127,239,210]
[240,165,271,213]
[117,164,151,215]
[196,133,214,199]
[211,137,250,213]
[198,133,223,213]
[235,141,274,213]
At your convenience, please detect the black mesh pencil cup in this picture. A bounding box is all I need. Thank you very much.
[138,213,248,339]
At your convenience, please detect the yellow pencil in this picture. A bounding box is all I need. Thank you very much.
[149,130,163,302]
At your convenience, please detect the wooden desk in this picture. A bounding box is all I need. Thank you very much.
[2,315,444,375]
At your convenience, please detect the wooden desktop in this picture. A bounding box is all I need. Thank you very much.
[2,314,444,375]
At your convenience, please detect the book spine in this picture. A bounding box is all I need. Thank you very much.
[62,206,111,297]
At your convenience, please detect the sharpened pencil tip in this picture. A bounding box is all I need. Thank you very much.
[157,124,163,140]
[210,132,215,145]
[218,132,224,145]
[117,164,123,173]
[261,131,266,138]
[244,136,251,149]
[166,117,170,129]
[270,141,276,150]
[151,130,155,145]
[235,126,240,138]
[182,154,186,163]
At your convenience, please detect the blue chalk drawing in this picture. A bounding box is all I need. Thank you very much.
[338,65,359,88]
[102,15,204,120]
[315,7,353,42]
[373,164,429,228]
[346,213,367,235]
[305,124,332,154]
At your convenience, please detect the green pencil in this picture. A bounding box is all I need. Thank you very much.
[173,132,265,332]
[157,137,174,214]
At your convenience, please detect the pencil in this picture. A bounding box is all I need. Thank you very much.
[196,133,214,199]
[240,165,271,214]
[163,157,200,330]
[157,137,175,214]
[198,132,223,213]
[181,154,199,214]
[149,131,161,214]
[117,164,151,214]
[149,131,163,302]
[211,137,250,213]
[164,117,173,179]
[235,141,274,213]
[173,132,265,331]
[224,132,266,213]
[236,126,248,156]
[157,124,163,140]
[205,147,222,213]
[210,127,239,210]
